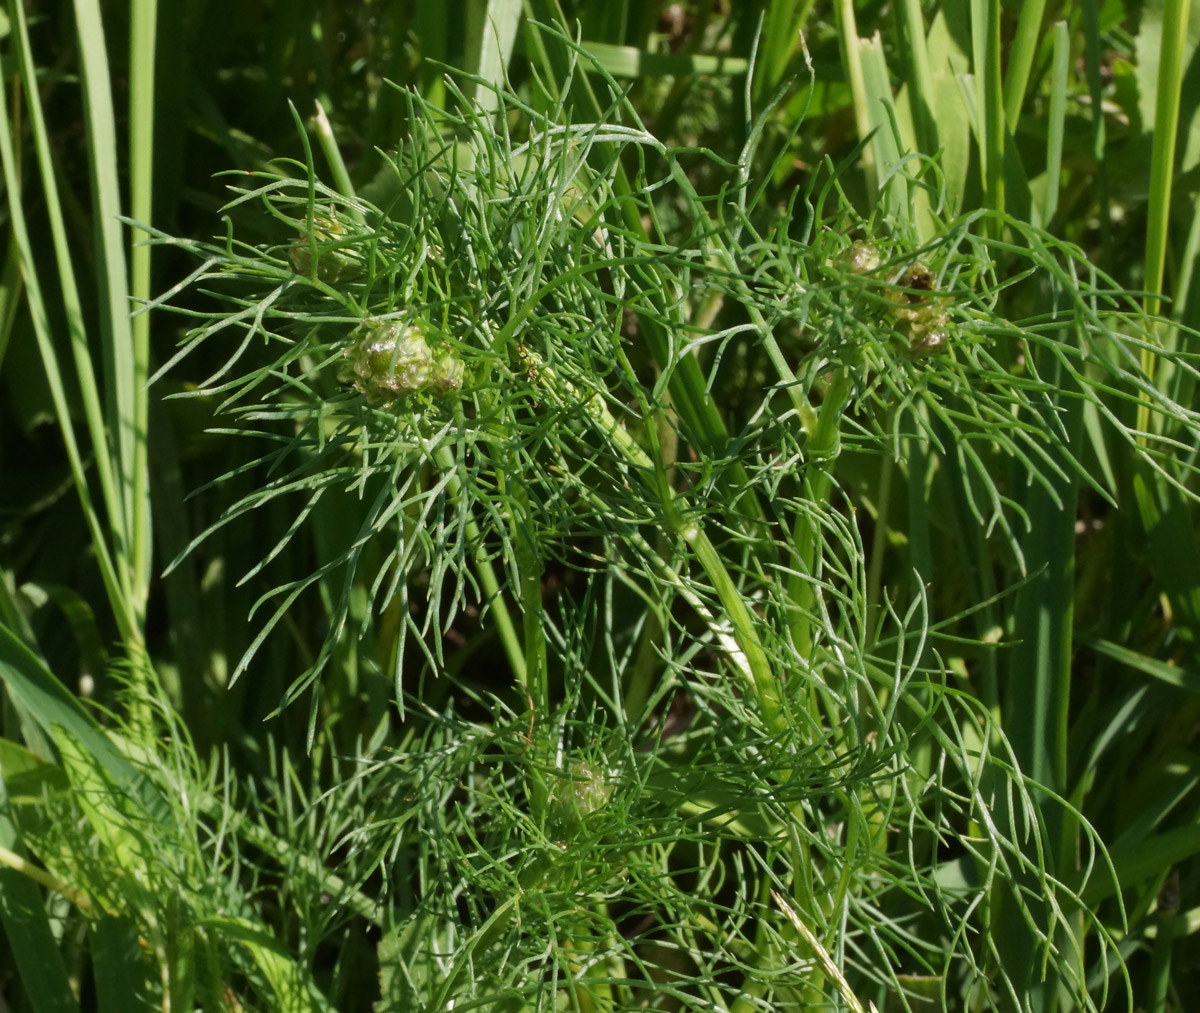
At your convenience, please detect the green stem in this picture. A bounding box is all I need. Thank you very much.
[74,0,144,619]
[499,425,550,787]
[313,98,364,224]
[1143,0,1190,318]
[0,13,139,646]
[1148,892,1176,1013]
[620,406,678,727]
[1002,0,1047,132]
[421,891,523,1013]
[435,441,526,684]
[865,454,894,636]
[974,0,1006,226]
[835,0,876,195]
[681,522,782,728]
[522,4,765,523]
[129,0,157,624]
[1041,21,1070,228]
[516,514,548,718]
[521,345,785,730]
[897,0,937,159]
[1139,0,1190,435]
[789,369,854,655]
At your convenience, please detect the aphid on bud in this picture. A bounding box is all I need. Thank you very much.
[897,262,936,297]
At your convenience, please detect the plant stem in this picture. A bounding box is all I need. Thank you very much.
[835,0,875,195]
[520,345,786,731]
[789,368,854,656]
[436,441,526,683]
[0,19,139,646]
[974,0,1006,226]
[1139,0,1191,435]
[1002,0,1046,132]
[129,0,157,625]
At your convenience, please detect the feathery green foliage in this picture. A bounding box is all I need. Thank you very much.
[2,3,1200,1011]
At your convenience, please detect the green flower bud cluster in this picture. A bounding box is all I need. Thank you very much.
[889,262,951,359]
[338,320,464,404]
[843,240,882,274]
[842,242,950,359]
[289,209,362,282]
[549,759,614,836]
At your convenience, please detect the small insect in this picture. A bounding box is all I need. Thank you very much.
[897,261,936,298]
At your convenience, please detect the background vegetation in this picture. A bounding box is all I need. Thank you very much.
[1,1,1199,1010]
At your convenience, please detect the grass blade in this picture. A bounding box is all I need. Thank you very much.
[128,0,158,613]
[972,0,1005,221]
[1002,0,1047,131]
[92,915,157,1013]
[1141,0,1192,323]
[465,0,523,114]
[0,778,79,1013]
[0,7,135,642]
[1039,21,1070,227]
[73,0,145,621]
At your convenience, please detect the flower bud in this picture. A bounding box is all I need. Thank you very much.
[843,240,882,273]
[549,759,613,834]
[339,321,462,403]
[902,305,951,359]
[885,261,950,358]
[290,210,361,282]
[906,322,950,359]
[428,354,464,397]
